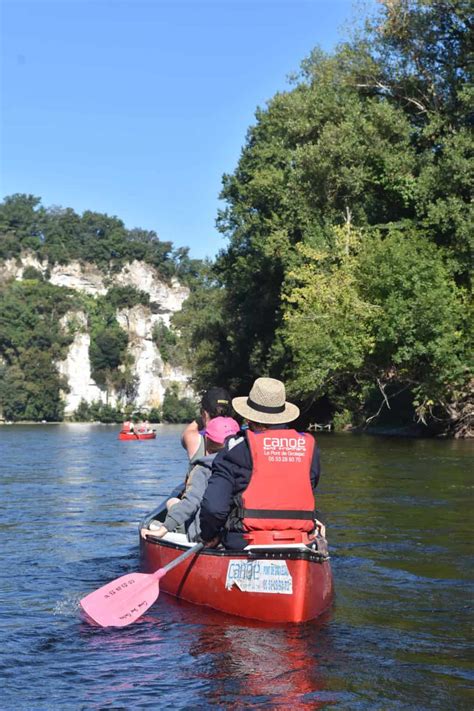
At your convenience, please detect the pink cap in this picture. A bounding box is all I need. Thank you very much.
[204,416,240,445]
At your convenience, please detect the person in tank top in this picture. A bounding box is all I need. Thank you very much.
[141,416,240,541]
[181,386,233,462]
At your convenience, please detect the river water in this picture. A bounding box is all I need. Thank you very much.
[0,424,472,709]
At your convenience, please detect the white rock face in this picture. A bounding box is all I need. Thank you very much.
[115,262,189,325]
[58,334,110,412]
[50,262,107,295]
[2,253,194,416]
[117,304,194,412]
[0,254,46,281]
[0,254,189,312]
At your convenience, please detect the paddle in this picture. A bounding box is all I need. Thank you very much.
[80,542,203,627]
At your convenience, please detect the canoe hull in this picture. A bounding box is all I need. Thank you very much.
[140,537,334,623]
[118,431,156,440]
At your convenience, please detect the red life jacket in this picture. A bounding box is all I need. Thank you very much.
[242,429,316,535]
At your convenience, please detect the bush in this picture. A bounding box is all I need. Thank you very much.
[332,409,353,431]
[98,404,122,423]
[161,385,197,423]
[72,399,94,421]
[22,266,44,281]
[152,321,178,364]
[106,285,150,309]
[72,399,123,422]
[147,407,161,423]
[89,325,128,384]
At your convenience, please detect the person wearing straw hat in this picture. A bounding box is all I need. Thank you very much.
[200,377,321,550]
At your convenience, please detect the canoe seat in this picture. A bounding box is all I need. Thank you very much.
[162,531,195,547]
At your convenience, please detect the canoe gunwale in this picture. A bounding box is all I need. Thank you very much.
[140,490,330,564]
[142,532,329,564]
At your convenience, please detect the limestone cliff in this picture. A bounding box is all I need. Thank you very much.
[1,254,194,416]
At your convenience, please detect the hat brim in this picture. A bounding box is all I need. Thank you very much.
[232,396,300,425]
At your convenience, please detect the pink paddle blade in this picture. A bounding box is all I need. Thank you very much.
[80,570,162,628]
[80,542,202,628]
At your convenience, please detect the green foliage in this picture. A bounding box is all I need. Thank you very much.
[72,399,95,421]
[89,325,128,386]
[152,321,179,364]
[147,407,161,423]
[332,409,353,432]
[161,384,197,423]
[106,285,150,309]
[357,229,469,418]
[0,194,44,258]
[0,195,205,285]
[360,0,471,126]
[71,399,123,423]
[281,228,380,396]
[96,403,123,423]
[281,225,469,426]
[0,280,74,421]
[172,262,232,390]
[22,266,44,281]
[180,0,472,435]
[82,293,130,389]
[0,357,67,422]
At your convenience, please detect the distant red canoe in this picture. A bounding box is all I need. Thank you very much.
[118,430,156,440]
[140,494,334,623]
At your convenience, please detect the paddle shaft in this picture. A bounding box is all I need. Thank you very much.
[156,542,204,577]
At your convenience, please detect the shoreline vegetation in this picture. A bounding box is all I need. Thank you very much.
[0,2,472,439]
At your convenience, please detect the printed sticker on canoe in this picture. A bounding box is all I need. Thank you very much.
[225,559,293,594]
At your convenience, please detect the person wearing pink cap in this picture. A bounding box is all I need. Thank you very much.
[181,387,233,461]
[141,416,240,542]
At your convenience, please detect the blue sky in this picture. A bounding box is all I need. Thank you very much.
[1,0,375,259]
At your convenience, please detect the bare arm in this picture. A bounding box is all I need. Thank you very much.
[181,421,201,459]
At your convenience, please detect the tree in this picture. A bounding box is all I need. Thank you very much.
[0,194,45,257]
[89,326,128,385]
[0,195,205,282]
[356,228,470,427]
[0,280,74,420]
[181,0,472,434]
[281,227,379,399]
[161,384,197,423]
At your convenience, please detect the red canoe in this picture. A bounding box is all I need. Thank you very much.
[139,497,334,623]
[118,430,156,440]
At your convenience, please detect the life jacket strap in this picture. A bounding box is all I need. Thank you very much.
[243,508,315,520]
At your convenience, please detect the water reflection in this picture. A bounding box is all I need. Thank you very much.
[183,604,334,708]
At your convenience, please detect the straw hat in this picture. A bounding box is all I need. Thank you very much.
[232,377,300,425]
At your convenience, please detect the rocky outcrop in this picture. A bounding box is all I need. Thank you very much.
[57,312,106,412]
[116,304,192,412]
[3,254,194,416]
[0,255,189,312]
